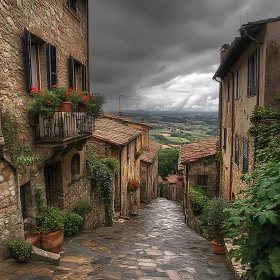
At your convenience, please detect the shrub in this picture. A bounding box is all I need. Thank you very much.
[63,212,83,237]
[189,186,208,216]
[8,239,33,262]
[36,205,64,234]
[73,201,91,217]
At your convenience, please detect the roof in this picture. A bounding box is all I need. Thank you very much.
[166,174,179,184]
[91,118,141,146]
[138,141,161,163]
[213,16,280,80]
[104,112,152,129]
[180,137,219,164]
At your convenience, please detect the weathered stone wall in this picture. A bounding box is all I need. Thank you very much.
[188,158,218,197]
[0,0,88,260]
[0,160,24,261]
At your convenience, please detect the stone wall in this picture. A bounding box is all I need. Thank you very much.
[0,0,89,260]
[188,157,218,197]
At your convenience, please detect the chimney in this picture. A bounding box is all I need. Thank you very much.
[118,110,123,116]
[220,44,230,62]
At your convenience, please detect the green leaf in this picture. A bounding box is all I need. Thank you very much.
[270,262,280,278]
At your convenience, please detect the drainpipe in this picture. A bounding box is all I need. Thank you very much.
[214,78,222,147]
[229,71,235,201]
[119,148,122,213]
[241,30,261,169]
[86,0,90,91]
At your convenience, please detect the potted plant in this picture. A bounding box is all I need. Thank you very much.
[206,197,229,255]
[36,205,64,253]
[127,179,140,194]
[52,85,73,112]
[8,239,33,263]
[30,87,61,119]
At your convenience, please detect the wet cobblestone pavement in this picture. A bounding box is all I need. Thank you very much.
[0,198,234,279]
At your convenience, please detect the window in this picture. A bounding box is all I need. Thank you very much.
[69,56,87,90]
[20,184,28,219]
[234,135,239,165]
[24,28,57,91]
[243,138,249,173]
[71,153,80,177]
[223,128,227,150]
[127,145,130,161]
[247,50,258,96]
[67,0,77,13]
[236,69,240,98]
[227,81,230,101]
[197,175,208,186]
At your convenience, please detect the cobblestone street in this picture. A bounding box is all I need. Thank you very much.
[0,198,234,280]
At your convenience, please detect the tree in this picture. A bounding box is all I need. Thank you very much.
[158,148,179,178]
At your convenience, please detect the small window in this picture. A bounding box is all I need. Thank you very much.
[127,145,130,161]
[197,175,208,186]
[223,128,227,151]
[242,138,249,173]
[247,50,258,96]
[227,81,230,101]
[235,135,239,165]
[67,0,77,13]
[69,56,84,90]
[71,153,80,177]
[236,69,240,98]
[30,43,40,88]
[20,184,28,219]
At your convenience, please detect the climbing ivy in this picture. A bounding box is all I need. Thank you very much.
[87,157,119,227]
[225,104,280,280]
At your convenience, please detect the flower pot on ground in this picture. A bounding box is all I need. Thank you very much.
[36,205,64,253]
[8,239,33,263]
[206,197,229,255]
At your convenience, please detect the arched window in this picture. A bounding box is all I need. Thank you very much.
[71,153,80,177]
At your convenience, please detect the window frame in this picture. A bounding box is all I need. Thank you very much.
[227,81,230,101]
[236,69,240,99]
[67,0,77,14]
[197,175,208,187]
[30,42,41,89]
[242,138,249,173]
[223,128,227,151]
[247,50,258,97]
[71,153,80,178]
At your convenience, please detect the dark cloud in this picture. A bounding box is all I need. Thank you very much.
[88,0,280,111]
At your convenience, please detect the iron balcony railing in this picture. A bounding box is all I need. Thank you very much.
[34,112,94,141]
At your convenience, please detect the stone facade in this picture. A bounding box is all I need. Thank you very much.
[214,18,280,200]
[0,0,103,261]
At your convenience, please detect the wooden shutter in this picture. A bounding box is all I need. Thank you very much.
[24,28,32,92]
[68,55,74,88]
[243,138,249,173]
[46,43,58,90]
[82,64,87,91]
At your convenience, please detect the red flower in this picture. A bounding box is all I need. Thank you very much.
[89,93,94,99]
[73,87,76,91]
[79,92,83,97]
[68,88,73,92]
[83,96,89,102]
[30,85,40,93]
[40,92,45,96]
[46,100,51,104]
[53,84,59,88]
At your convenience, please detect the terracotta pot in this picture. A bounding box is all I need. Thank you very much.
[212,240,225,255]
[40,229,64,253]
[77,103,88,112]
[58,101,72,112]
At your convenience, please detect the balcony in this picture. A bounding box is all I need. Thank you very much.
[34,112,94,148]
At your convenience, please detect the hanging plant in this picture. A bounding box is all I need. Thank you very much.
[87,157,119,227]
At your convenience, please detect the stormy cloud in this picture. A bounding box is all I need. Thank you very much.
[88,0,280,112]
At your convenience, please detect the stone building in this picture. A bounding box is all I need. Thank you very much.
[165,174,184,201]
[180,137,219,197]
[138,141,161,203]
[213,17,280,200]
[0,0,105,261]
[90,118,142,216]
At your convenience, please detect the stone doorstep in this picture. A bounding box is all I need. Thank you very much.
[31,246,60,266]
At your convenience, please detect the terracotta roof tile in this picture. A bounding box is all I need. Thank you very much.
[166,174,179,184]
[91,118,141,146]
[104,112,152,128]
[180,137,219,164]
[138,141,161,163]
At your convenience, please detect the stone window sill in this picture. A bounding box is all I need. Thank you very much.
[63,4,81,22]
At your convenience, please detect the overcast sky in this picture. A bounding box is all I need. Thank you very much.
[88,1,280,112]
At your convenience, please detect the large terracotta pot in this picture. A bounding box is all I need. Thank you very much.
[212,240,225,255]
[25,231,41,249]
[58,101,72,112]
[40,230,64,253]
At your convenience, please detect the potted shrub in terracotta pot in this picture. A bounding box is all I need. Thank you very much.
[36,205,64,253]
[8,239,33,263]
[207,197,229,255]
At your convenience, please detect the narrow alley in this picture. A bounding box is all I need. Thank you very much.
[0,198,234,280]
